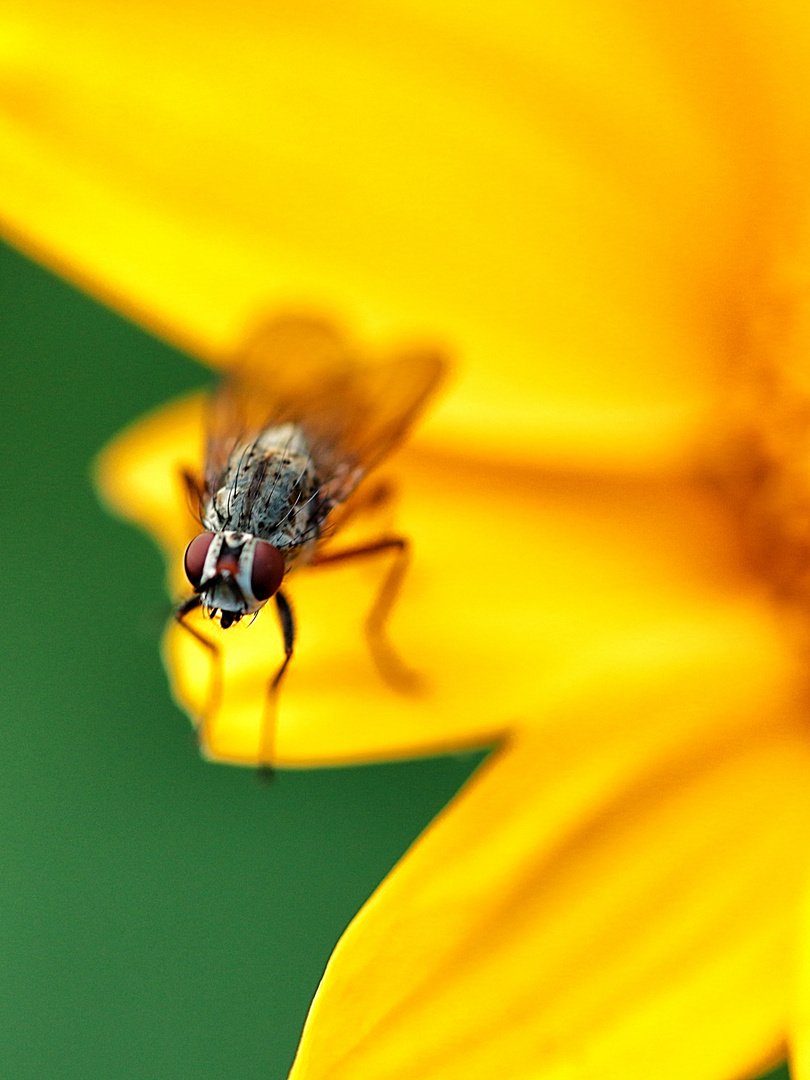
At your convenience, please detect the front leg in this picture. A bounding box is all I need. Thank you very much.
[174,594,222,756]
[256,589,296,777]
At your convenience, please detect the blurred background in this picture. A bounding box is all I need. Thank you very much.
[0,236,486,1079]
[0,0,804,1074]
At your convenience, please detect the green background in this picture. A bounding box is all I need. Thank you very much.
[0,236,790,1080]
[0,237,485,1079]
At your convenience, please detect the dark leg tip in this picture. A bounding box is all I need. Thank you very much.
[255,764,276,786]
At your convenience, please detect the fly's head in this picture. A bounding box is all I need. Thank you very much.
[183,531,285,627]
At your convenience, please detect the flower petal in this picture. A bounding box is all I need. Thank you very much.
[790,886,810,1080]
[5,1,810,468]
[97,390,793,767]
[290,636,810,1079]
[19,1,810,1073]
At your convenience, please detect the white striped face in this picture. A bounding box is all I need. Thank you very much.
[183,530,285,627]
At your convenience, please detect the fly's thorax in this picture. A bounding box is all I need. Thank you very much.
[204,423,326,552]
[187,530,286,618]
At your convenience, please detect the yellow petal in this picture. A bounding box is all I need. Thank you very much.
[12,1,810,1077]
[790,886,810,1079]
[97,384,788,768]
[4,0,810,469]
[290,628,810,1079]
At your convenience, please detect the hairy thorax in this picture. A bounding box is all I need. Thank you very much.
[203,423,325,563]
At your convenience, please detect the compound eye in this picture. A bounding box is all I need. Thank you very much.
[184,533,215,589]
[250,541,285,601]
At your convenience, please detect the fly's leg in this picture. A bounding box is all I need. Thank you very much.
[175,594,222,756]
[256,590,296,780]
[180,467,205,519]
[311,536,422,693]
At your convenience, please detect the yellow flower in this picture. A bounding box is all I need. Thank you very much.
[3,1,810,1078]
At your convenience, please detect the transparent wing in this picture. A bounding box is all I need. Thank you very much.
[204,314,448,505]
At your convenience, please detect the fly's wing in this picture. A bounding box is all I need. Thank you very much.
[204,314,448,505]
[203,315,351,492]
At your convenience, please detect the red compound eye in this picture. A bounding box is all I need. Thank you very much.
[250,541,285,601]
[184,533,215,589]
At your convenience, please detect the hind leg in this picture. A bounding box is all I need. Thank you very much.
[311,536,421,693]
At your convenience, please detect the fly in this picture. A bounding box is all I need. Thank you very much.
[175,314,447,771]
